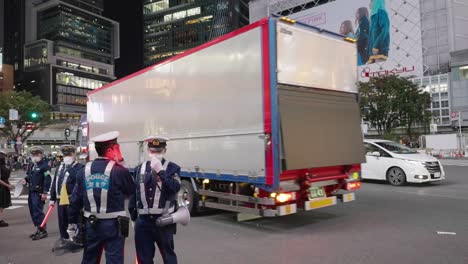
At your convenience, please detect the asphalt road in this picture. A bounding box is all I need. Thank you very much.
[1,165,467,264]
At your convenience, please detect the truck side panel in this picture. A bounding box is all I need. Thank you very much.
[88,21,269,182]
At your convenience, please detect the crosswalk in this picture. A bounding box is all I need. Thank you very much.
[439,159,468,167]
[6,174,53,210]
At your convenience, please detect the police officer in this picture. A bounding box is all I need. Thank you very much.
[69,131,135,264]
[129,137,181,264]
[50,145,84,241]
[21,146,51,240]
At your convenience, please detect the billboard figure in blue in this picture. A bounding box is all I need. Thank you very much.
[22,146,51,240]
[367,0,390,64]
[50,145,84,241]
[69,131,135,264]
[129,137,181,264]
[355,7,370,65]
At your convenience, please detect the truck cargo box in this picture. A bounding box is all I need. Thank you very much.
[87,17,365,193]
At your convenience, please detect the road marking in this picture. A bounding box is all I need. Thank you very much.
[10,199,29,205]
[437,231,456,235]
[5,206,23,210]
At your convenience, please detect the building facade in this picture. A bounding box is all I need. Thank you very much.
[8,0,119,121]
[143,0,249,66]
[250,0,468,133]
[411,74,451,127]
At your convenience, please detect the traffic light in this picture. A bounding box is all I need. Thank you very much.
[64,128,71,138]
[30,112,39,120]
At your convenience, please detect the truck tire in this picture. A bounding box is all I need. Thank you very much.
[387,167,407,186]
[178,180,200,215]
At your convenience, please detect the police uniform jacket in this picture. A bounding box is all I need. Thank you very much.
[50,162,84,202]
[25,160,51,194]
[128,159,181,221]
[69,158,135,222]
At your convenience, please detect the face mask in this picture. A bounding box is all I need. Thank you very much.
[32,156,42,163]
[155,154,163,161]
[64,156,75,165]
[148,153,157,159]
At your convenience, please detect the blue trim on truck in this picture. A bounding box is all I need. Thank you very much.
[179,170,266,185]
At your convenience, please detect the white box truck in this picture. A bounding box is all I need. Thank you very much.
[86,17,366,217]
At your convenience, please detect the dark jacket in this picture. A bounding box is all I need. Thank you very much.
[128,159,181,221]
[25,159,51,194]
[50,162,84,202]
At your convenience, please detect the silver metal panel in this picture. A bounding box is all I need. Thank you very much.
[276,22,358,93]
[88,27,266,174]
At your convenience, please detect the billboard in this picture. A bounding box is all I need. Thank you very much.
[290,0,424,81]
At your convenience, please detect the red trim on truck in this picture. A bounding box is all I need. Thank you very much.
[88,18,269,96]
[280,166,351,182]
[261,23,274,185]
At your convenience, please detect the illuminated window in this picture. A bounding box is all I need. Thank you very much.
[56,72,108,90]
[173,10,186,20]
[164,14,172,22]
[144,0,169,15]
[187,7,201,16]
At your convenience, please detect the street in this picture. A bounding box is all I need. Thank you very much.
[0,164,467,264]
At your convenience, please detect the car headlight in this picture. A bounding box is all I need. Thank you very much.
[404,160,423,165]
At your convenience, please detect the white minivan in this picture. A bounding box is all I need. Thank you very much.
[362,140,446,186]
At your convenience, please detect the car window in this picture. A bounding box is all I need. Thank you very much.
[375,141,417,154]
[364,143,392,158]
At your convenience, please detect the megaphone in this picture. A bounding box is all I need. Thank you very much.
[156,206,190,227]
[14,180,28,198]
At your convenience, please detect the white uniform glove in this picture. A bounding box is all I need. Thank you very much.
[150,157,164,173]
[49,200,55,207]
[67,224,78,240]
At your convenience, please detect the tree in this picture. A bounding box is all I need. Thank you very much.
[358,75,431,139]
[0,91,52,143]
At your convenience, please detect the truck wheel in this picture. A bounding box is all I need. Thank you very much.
[387,167,407,186]
[178,180,200,215]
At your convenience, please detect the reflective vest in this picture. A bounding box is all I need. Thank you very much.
[137,160,175,215]
[84,160,126,219]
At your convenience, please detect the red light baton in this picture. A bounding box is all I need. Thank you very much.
[40,204,55,229]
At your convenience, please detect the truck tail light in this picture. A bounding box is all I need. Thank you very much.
[346,182,361,191]
[270,192,295,203]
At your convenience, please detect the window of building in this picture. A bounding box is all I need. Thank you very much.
[144,0,169,15]
[442,117,450,125]
[432,94,439,101]
[441,92,448,99]
[173,10,187,20]
[432,110,440,116]
[441,109,450,116]
[187,7,201,16]
[441,100,449,108]
[56,72,108,90]
[459,65,468,80]
[432,102,440,108]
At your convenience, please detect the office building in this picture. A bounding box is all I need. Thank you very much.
[6,0,119,121]
[143,0,249,66]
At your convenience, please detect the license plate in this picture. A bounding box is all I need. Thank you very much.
[308,186,326,200]
[433,172,441,178]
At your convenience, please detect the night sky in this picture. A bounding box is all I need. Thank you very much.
[103,0,144,79]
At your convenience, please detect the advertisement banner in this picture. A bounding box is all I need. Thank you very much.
[290,0,424,81]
